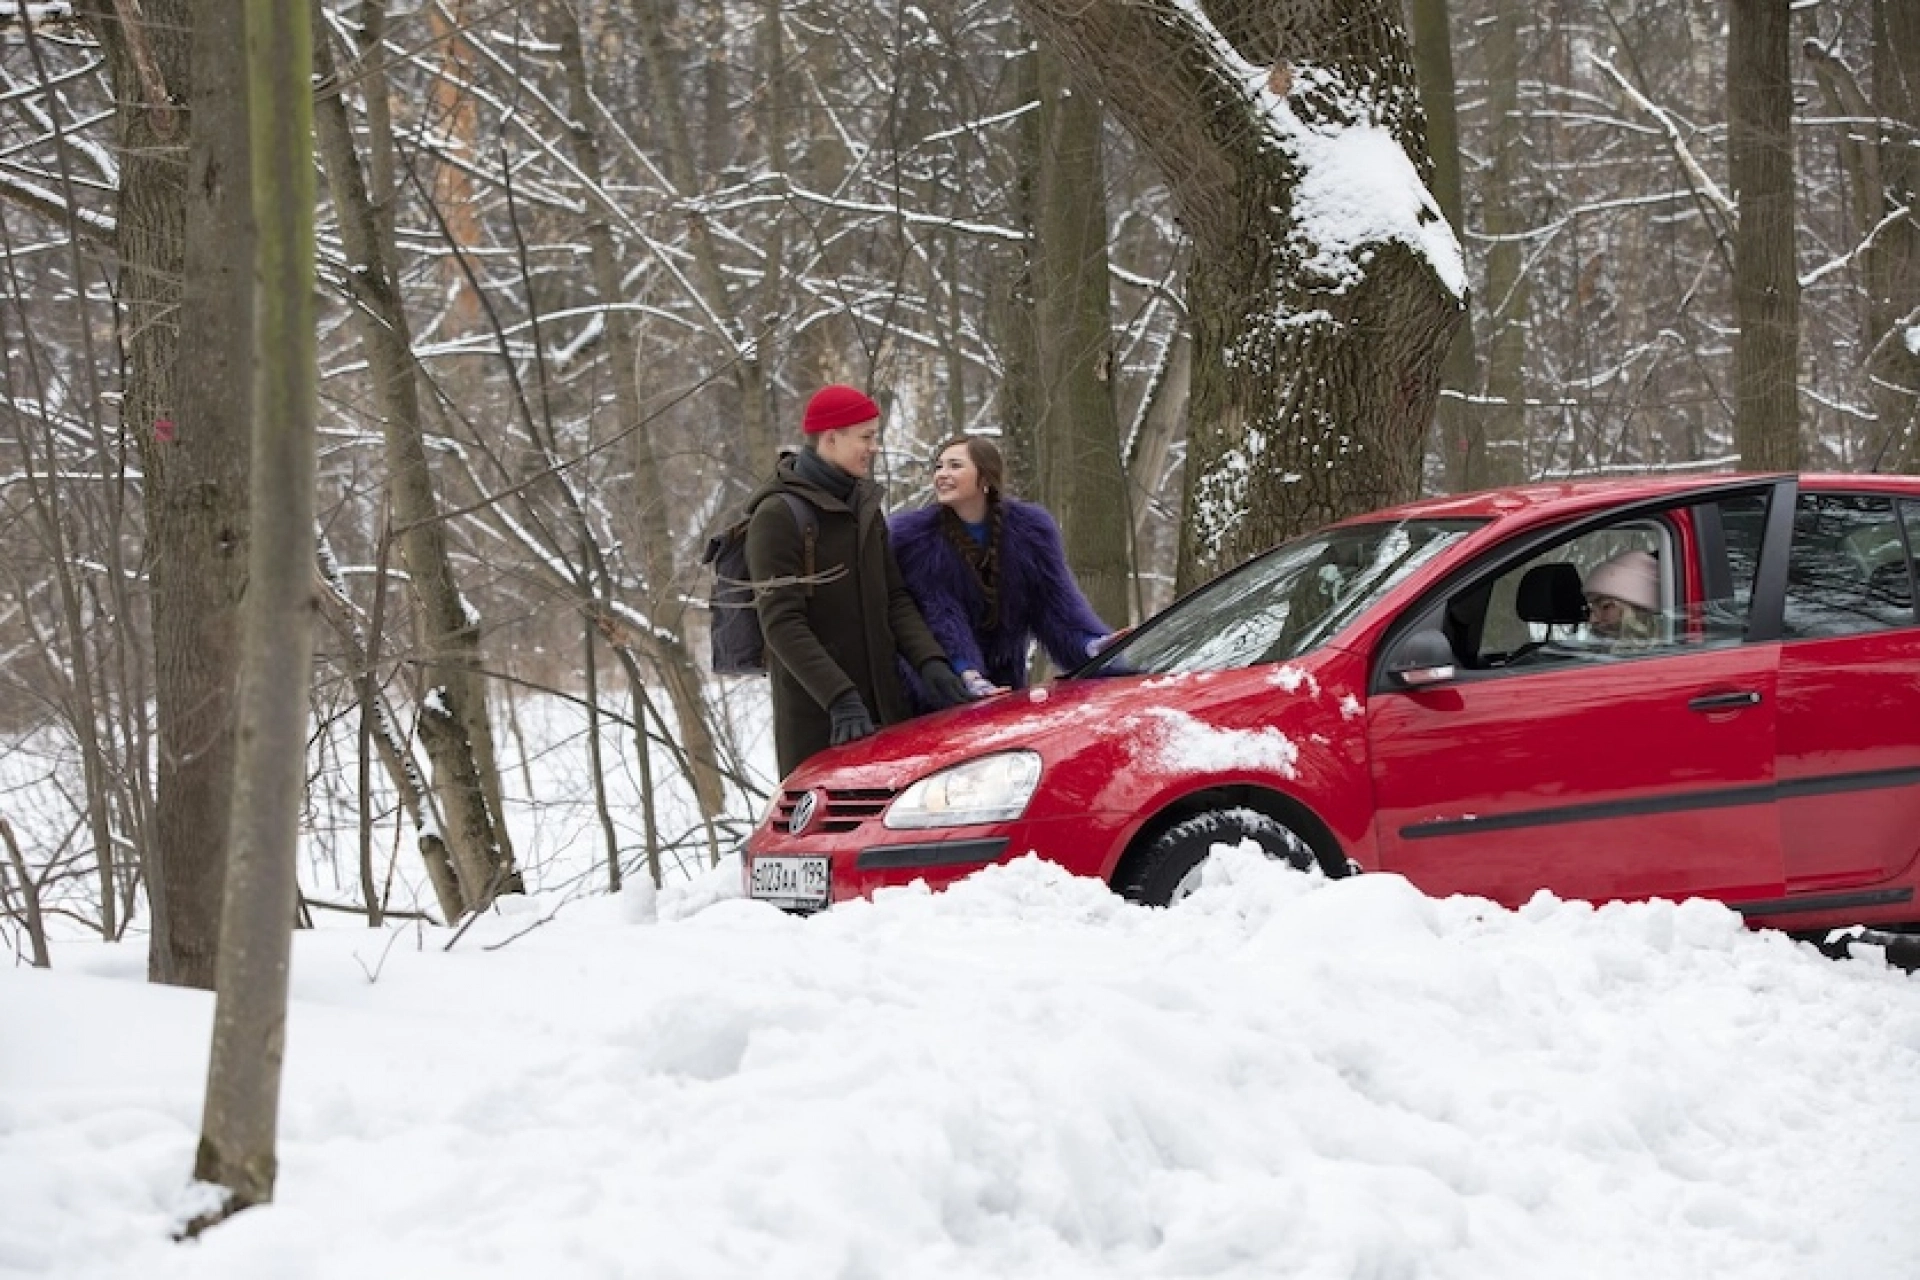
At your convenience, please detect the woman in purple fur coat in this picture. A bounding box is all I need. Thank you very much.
[890,435,1116,708]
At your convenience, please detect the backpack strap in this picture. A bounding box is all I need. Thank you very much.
[779,492,820,597]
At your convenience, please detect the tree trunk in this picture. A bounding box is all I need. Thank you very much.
[1011,0,1465,589]
[73,0,248,984]
[582,622,622,893]
[1,819,51,967]
[995,43,1043,491]
[1031,45,1133,626]
[1478,0,1530,486]
[193,0,315,1213]
[1410,0,1480,492]
[311,23,521,912]
[144,0,256,988]
[1729,0,1800,471]
[1867,1,1920,471]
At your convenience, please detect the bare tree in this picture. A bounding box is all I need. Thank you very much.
[0,818,51,966]
[1410,0,1482,491]
[1475,0,1531,487]
[312,17,522,914]
[1028,47,1133,625]
[1730,0,1801,470]
[193,0,315,1216]
[315,538,465,921]
[0,138,151,955]
[141,0,256,989]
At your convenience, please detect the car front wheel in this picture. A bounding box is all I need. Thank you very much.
[1115,806,1317,907]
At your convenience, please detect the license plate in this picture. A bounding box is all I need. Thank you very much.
[749,855,830,910]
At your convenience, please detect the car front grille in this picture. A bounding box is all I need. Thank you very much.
[773,786,896,834]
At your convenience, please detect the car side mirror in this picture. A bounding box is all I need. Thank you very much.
[1386,629,1458,689]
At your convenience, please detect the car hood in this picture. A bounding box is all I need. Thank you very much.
[780,657,1353,792]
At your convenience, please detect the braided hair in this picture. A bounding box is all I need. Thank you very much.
[932,435,1005,633]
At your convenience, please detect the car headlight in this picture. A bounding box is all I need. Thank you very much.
[884,751,1042,830]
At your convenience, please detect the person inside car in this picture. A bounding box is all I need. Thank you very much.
[1583,549,1663,650]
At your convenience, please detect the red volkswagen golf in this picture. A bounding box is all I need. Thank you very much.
[744,473,1920,937]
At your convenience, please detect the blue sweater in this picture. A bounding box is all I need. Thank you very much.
[890,499,1111,700]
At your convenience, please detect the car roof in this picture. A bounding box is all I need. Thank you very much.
[1340,471,1920,530]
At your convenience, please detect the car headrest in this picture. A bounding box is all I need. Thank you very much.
[1517,562,1587,626]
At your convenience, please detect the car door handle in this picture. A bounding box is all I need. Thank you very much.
[1688,690,1763,712]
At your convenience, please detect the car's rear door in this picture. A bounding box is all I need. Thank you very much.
[1769,488,1920,910]
[1365,483,1788,910]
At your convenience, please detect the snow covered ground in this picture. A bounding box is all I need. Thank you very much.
[6,843,1920,1279]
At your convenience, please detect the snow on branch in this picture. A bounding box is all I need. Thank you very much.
[1802,203,1914,289]
[1592,53,1734,220]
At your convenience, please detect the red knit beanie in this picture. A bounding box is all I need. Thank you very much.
[802,384,881,434]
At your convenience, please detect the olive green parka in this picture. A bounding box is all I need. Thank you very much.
[744,454,947,777]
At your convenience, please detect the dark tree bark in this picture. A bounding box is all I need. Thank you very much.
[1410,0,1482,491]
[1477,0,1530,487]
[1729,0,1801,470]
[1030,45,1133,627]
[148,0,255,988]
[74,0,255,988]
[1011,0,1465,588]
[995,43,1043,491]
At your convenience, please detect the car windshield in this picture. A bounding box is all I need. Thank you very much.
[1085,518,1484,676]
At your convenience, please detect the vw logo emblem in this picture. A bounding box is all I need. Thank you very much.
[789,790,819,834]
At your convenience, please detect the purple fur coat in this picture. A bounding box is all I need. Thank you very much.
[889,498,1111,706]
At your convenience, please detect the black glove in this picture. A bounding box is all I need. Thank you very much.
[828,691,876,745]
[919,659,973,710]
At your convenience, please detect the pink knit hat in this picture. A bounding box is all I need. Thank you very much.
[1585,550,1659,612]
[802,384,881,434]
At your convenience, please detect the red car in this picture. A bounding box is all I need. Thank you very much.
[744,473,1920,939]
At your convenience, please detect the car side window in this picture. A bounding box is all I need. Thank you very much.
[1782,493,1914,639]
[1467,520,1678,667]
[1433,490,1773,679]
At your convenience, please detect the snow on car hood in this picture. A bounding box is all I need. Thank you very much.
[1129,705,1299,778]
[786,661,1339,790]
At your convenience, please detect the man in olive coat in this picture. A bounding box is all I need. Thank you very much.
[745,384,974,777]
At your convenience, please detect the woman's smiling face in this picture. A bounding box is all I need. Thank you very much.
[933,444,984,508]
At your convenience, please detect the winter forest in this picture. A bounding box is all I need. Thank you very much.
[2,0,1917,1039]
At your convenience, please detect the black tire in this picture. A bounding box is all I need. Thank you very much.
[1114,806,1317,907]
